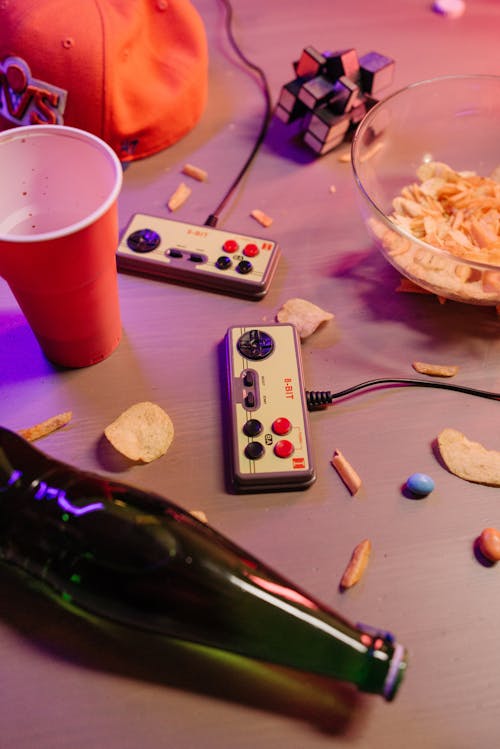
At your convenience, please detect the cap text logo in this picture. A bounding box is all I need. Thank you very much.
[0,56,67,127]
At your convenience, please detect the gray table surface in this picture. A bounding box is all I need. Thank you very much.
[2,1,500,747]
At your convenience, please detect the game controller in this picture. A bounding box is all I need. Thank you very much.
[117,214,281,299]
[223,324,315,492]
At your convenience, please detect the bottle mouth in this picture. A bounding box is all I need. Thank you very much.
[383,643,408,700]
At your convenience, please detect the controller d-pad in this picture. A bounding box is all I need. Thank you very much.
[127,228,161,253]
[237,330,274,360]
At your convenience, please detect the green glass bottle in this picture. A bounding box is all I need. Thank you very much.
[0,426,407,699]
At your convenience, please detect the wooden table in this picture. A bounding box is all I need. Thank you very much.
[1,1,500,747]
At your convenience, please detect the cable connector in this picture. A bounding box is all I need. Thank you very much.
[204,214,219,227]
[305,391,334,411]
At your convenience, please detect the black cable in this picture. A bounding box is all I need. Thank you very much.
[204,0,274,227]
[305,378,500,411]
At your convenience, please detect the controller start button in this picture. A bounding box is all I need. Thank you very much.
[274,439,294,459]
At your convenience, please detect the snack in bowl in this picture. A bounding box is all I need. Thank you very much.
[104,402,174,463]
[352,75,500,305]
[378,161,500,301]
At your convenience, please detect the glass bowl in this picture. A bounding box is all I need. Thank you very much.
[351,75,500,305]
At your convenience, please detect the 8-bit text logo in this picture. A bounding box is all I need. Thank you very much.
[284,377,295,400]
[187,228,208,239]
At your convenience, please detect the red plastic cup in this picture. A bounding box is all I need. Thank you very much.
[0,125,123,368]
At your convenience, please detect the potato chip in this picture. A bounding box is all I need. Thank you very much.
[412,361,459,377]
[104,402,174,463]
[437,427,500,486]
[276,298,334,339]
[18,411,73,441]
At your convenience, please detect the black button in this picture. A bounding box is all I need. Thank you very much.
[127,228,161,253]
[244,442,265,460]
[168,248,183,258]
[236,259,253,275]
[243,370,254,387]
[189,253,204,263]
[243,419,263,437]
[215,255,232,270]
[244,392,255,408]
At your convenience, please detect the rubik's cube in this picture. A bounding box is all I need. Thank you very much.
[275,46,395,155]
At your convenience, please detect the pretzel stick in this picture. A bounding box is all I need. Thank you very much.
[18,411,73,442]
[331,449,362,495]
[167,182,192,211]
[340,539,372,590]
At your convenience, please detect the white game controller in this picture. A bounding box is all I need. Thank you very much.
[117,214,281,299]
[223,324,316,492]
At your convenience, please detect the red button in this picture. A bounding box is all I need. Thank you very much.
[223,239,239,253]
[243,243,259,257]
[274,440,294,459]
[272,417,291,436]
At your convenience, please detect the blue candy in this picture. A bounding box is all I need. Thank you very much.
[406,472,435,497]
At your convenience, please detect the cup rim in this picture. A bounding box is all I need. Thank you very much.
[0,124,123,243]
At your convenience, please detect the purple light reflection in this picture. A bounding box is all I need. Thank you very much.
[5,471,104,517]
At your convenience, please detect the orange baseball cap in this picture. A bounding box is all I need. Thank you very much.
[0,0,208,161]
